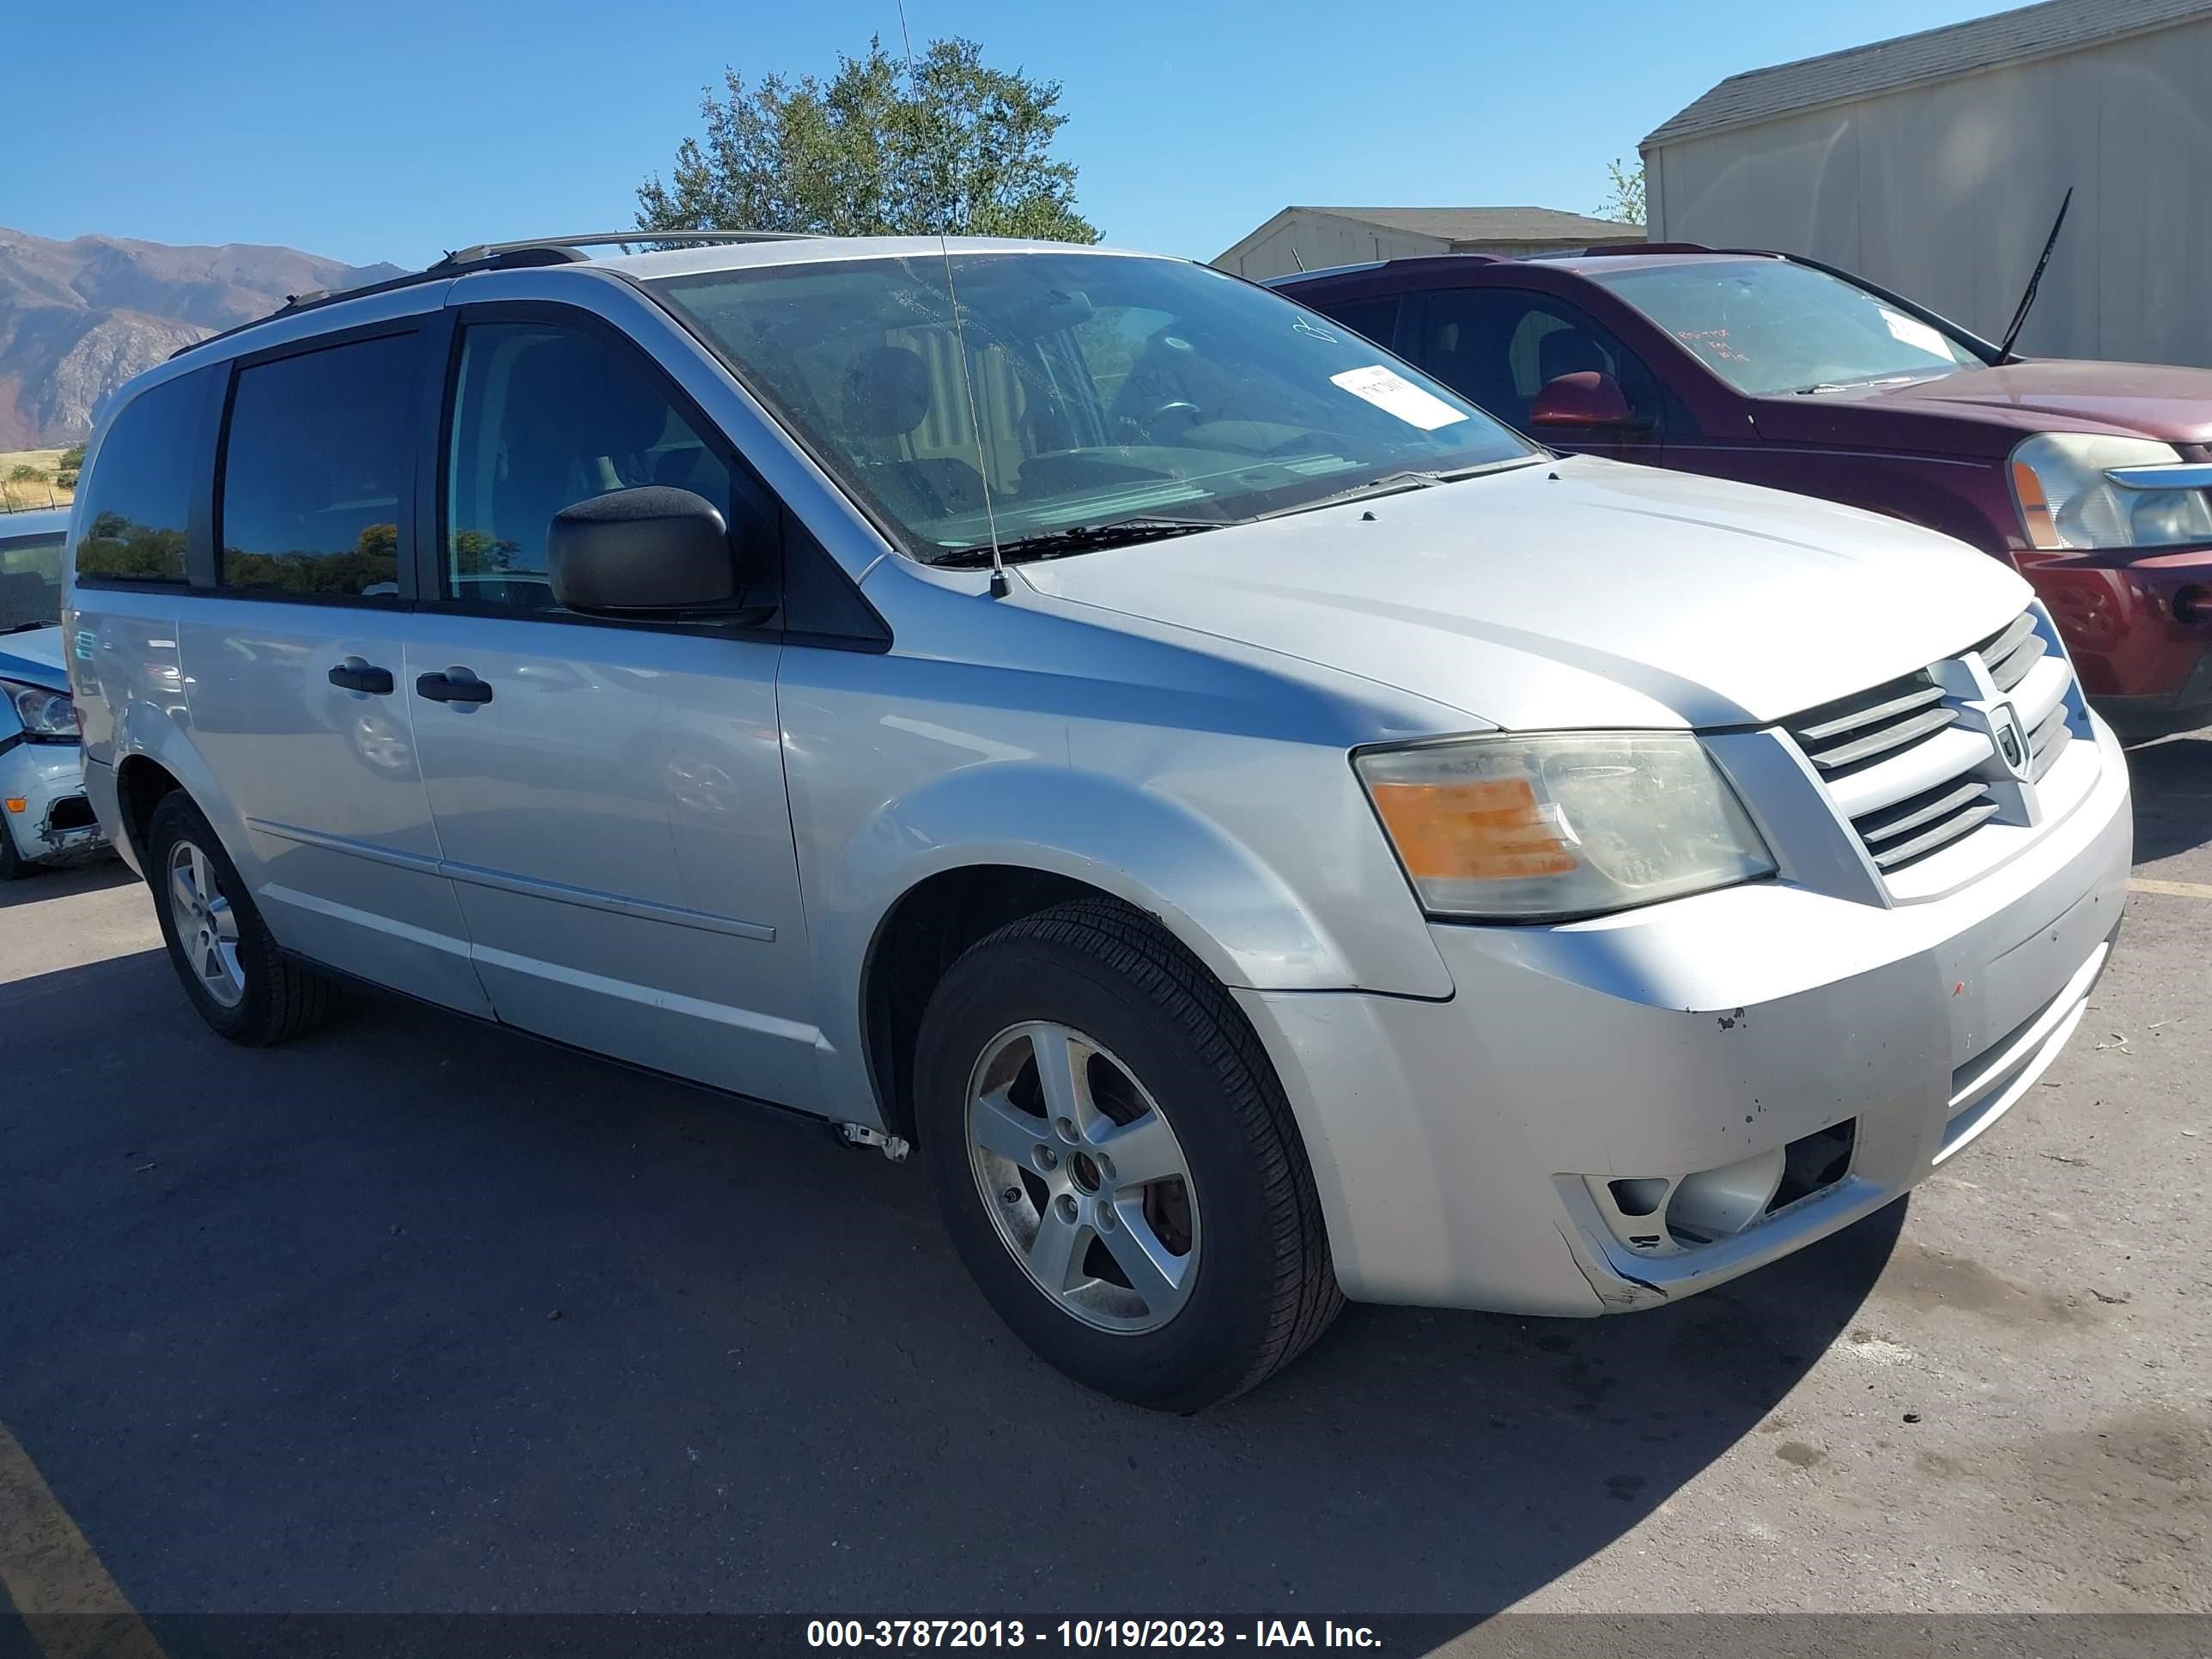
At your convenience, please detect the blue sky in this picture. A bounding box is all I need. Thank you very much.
[11,0,1997,270]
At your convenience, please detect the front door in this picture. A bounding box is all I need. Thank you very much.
[407,308,820,1110]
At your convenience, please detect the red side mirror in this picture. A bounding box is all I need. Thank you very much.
[1528,371,1632,429]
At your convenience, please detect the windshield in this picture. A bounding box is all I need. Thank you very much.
[650,252,1537,561]
[1589,258,1988,396]
[0,526,64,632]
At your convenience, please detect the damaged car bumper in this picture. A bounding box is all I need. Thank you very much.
[2,737,109,867]
[1235,712,2132,1316]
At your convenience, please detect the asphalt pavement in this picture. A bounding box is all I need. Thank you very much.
[0,728,2206,1635]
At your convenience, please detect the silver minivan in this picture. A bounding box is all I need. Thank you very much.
[65,234,2132,1407]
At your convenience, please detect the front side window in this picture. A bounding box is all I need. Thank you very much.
[1588,258,1986,396]
[1316,295,1402,349]
[219,334,414,597]
[443,321,739,611]
[0,531,65,631]
[651,252,1534,564]
[1408,289,1665,433]
[73,372,204,583]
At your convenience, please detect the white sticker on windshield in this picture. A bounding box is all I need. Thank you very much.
[1329,365,1468,430]
[1878,307,1952,359]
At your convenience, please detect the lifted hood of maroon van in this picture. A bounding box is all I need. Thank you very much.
[1755,360,2212,452]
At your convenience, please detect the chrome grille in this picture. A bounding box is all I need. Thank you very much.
[1784,610,2079,876]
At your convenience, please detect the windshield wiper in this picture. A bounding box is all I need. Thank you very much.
[1265,456,1547,519]
[927,515,1224,567]
[1791,374,1930,395]
[2,619,52,635]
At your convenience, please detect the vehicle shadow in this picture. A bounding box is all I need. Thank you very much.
[0,852,134,911]
[1,949,1896,1624]
[2125,726,2212,866]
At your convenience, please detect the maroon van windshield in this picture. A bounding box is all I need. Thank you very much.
[1589,258,1988,397]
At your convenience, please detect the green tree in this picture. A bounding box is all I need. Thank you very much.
[636,36,1097,244]
[57,443,86,489]
[1597,158,1647,228]
[6,465,46,483]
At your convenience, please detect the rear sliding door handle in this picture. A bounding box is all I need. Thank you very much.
[327,657,394,695]
[416,667,494,705]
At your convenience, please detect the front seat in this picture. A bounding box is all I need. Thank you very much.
[838,344,985,521]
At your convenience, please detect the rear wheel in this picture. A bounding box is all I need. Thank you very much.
[147,793,338,1045]
[915,900,1340,1410]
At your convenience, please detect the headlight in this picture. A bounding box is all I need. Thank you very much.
[2010,433,2212,550]
[3,678,76,739]
[1355,732,1775,921]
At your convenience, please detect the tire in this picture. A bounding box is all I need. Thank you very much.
[0,818,27,880]
[146,792,338,1045]
[915,899,1340,1411]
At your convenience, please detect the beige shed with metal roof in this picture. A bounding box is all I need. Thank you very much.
[1642,0,2212,366]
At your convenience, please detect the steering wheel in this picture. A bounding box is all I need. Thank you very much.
[1135,399,1204,440]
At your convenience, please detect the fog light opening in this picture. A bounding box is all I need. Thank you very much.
[2176,584,2212,626]
[1666,1147,1785,1245]
[1768,1119,1858,1215]
[1607,1176,1671,1218]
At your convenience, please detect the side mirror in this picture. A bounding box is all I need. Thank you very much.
[548,486,738,614]
[1528,371,1635,431]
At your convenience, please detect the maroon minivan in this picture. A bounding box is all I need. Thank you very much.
[1276,249,2212,736]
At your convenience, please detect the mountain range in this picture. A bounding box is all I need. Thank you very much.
[0,228,405,448]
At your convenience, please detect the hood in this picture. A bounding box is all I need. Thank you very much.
[1020,456,2028,731]
[0,623,68,690]
[1754,359,2212,452]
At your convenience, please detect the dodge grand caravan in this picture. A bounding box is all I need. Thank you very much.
[65,233,2132,1408]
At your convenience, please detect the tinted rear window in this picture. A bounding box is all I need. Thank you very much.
[220,333,414,597]
[73,374,204,582]
[0,530,65,629]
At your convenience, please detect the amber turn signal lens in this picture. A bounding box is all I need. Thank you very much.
[1366,773,1578,881]
[3,798,26,814]
[2011,459,2059,550]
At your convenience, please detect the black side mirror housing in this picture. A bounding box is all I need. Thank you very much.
[548,486,743,614]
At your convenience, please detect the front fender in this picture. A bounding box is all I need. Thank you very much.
[805,759,1434,1128]
[837,761,1355,993]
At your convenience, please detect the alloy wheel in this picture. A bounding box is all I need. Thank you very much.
[965,1021,1201,1334]
[167,839,245,1008]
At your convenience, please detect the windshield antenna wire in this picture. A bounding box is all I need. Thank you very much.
[894,0,1009,596]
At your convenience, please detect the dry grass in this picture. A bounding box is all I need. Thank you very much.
[1,448,74,514]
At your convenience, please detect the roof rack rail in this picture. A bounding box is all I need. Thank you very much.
[441,228,816,264]
[170,227,814,362]
[1572,241,1717,256]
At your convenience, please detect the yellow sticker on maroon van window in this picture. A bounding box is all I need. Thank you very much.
[1328,366,1468,430]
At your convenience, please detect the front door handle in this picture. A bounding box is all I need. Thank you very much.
[328,657,394,695]
[416,666,494,704]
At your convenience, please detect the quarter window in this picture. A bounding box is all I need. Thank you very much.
[219,334,415,597]
[72,372,204,583]
[442,321,739,611]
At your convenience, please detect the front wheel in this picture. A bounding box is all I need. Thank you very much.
[915,900,1340,1410]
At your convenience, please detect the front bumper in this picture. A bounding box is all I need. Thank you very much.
[1,738,110,866]
[2024,547,2212,726]
[1237,715,2133,1316]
